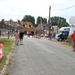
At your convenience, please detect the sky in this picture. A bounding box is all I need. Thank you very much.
[0,0,75,24]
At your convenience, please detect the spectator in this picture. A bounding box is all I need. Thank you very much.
[70,30,75,51]
[0,30,1,36]
[8,29,10,39]
[27,31,30,37]
[50,31,52,40]
[19,30,24,45]
[14,31,19,45]
[53,32,56,38]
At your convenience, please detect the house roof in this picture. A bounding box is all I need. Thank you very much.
[5,21,17,27]
[0,19,36,30]
[36,24,49,30]
[20,21,33,26]
[4,20,23,28]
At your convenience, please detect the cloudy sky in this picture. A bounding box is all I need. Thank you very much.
[0,0,75,24]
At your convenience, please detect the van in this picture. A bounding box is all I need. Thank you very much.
[55,27,70,41]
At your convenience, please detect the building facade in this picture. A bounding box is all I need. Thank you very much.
[36,23,59,35]
[0,19,23,34]
[20,21,36,35]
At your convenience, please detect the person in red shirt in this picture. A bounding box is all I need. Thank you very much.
[70,30,75,51]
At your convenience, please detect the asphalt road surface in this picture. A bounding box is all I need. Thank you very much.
[9,36,75,75]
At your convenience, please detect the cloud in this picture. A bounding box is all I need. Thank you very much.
[0,0,75,23]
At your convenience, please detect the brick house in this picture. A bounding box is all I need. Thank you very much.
[0,19,36,35]
[20,21,36,35]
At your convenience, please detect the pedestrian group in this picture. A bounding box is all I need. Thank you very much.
[14,30,24,45]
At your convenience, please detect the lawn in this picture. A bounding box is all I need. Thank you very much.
[0,38,14,70]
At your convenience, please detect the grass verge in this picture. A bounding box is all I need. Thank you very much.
[0,38,14,71]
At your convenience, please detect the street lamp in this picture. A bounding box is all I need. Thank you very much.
[8,23,11,39]
[9,23,11,28]
[48,6,51,39]
[40,17,43,36]
[15,23,19,31]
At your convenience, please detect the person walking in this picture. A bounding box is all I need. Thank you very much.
[70,30,75,51]
[14,31,19,45]
[19,30,24,45]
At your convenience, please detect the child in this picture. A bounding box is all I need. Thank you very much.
[14,31,19,45]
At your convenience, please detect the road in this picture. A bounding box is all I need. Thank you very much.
[9,36,75,75]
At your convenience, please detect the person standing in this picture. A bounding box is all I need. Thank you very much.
[49,31,52,40]
[14,31,19,45]
[27,31,30,37]
[8,29,10,39]
[19,30,24,45]
[0,30,1,36]
[70,30,75,51]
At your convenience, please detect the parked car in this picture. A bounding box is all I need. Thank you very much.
[55,27,70,41]
[55,31,69,41]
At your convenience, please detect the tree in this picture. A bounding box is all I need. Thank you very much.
[37,16,41,24]
[9,19,13,24]
[34,24,38,27]
[50,16,66,26]
[58,22,70,28]
[36,16,47,24]
[9,19,13,22]
[22,15,35,25]
[42,18,47,24]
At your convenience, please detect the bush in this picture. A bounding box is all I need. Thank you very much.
[67,36,72,45]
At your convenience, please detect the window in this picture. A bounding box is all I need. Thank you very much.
[29,25,31,28]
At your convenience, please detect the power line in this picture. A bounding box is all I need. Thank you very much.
[52,5,75,11]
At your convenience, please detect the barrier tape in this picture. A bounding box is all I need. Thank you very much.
[0,44,4,60]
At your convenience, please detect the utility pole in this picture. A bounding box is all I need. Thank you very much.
[40,17,42,36]
[49,6,51,39]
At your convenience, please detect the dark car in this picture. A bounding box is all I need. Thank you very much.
[55,31,69,41]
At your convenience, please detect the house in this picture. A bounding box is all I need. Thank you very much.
[52,26,59,34]
[20,21,36,35]
[36,23,54,34]
[36,23,59,37]
[0,19,23,34]
[0,19,36,35]
[0,19,9,33]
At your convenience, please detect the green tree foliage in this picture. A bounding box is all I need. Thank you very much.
[50,16,66,26]
[58,22,70,28]
[34,24,38,27]
[36,16,47,24]
[9,19,13,22]
[37,16,41,24]
[22,15,35,25]
[67,36,72,45]
[22,15,67,28]
[43,18,47,24]
[9,19,13,24]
